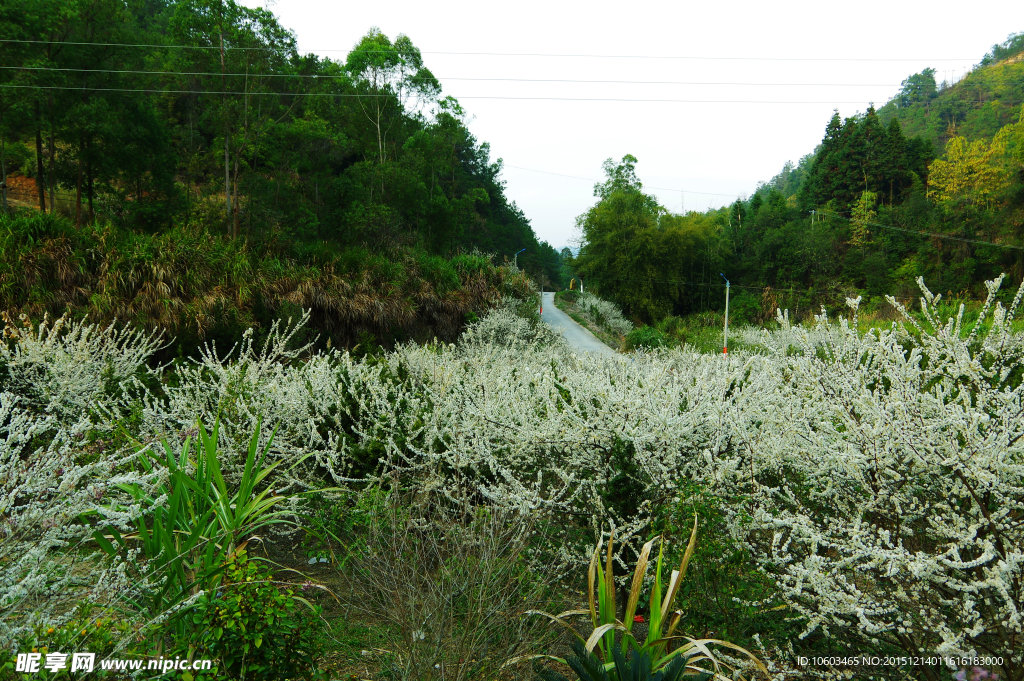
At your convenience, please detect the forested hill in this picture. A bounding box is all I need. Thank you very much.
[570,33,1024,329]
[0,0,561,279]
[876,32,1024,148]
[758,32,1024,210]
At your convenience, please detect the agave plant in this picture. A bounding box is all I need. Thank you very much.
[536,641,709,681]
[516,516,768,680]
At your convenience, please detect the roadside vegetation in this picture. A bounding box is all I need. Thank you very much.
[552,290,632,350]
[3,274,1023,681]
[4,8,1024,681]
[0,211,533,359]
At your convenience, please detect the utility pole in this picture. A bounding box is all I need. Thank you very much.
[720,273,730,355]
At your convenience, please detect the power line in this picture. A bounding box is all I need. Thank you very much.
[817,210,1024,251]
[0,66,908,87]
[3,84,1013,107]
[565,272,812,294]
[0,39,983,61]
[503,165,741,199]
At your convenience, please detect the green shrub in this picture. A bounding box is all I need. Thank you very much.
[536,641,710,681]
[724,292,760,326]
[176,551,328,681]
[91,417,315,645]
[0,604,144,680]
[523,522,767,679]
[656,315,683,336]
[625,327,672,351]
[556,290,581,305]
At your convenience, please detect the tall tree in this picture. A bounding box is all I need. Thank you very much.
[345,29,439,200]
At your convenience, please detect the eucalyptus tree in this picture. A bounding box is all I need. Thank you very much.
[345,28,440,200]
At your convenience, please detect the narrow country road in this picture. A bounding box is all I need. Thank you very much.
[540,292,619,357]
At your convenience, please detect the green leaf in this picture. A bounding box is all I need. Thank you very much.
[92,530,116,556]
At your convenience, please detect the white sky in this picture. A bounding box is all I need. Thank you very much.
[249,0,1020,249]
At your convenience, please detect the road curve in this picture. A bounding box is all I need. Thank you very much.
[540,292,619,357]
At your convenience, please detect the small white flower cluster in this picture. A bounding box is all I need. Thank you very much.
[1,316,163,646]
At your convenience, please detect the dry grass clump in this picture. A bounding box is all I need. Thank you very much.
[340,485,565,681]
[0,212,529,352]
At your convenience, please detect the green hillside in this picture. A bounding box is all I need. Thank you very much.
[877,32,1024,148]
[0,0,560,349]
[570,32,1024,334]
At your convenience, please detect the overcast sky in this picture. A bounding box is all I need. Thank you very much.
[245,0,1020,249]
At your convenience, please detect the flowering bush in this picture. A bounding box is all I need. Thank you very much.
[726,278,1024,678]
[3,275,1023,681]
[577,293,633,337]
[460,295,564,351]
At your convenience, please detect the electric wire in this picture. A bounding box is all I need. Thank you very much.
[0,39,984,61]
[503,165,742,198]
[0,66,910,87]
[816,210,1024,251]
[2,84,1014,106]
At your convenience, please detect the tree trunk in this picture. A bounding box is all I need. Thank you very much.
[1,108,7,213]
[75,144,82,227]
[86,137,93,222]
[35,100,46,212]
[221,31,231,236]
[225,135,231,234]
[48,96,55,214]
[232,166,239,238]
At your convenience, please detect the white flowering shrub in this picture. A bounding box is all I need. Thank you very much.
[0,316,162,648]
[578,292,633,336]
[4,276,1023,680]
[719,277,1024,674]
[459,295,564,351]
[138,311,338,493]
[1,312,165,422]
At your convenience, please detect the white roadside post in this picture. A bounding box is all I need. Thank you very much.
[720,273,730,355]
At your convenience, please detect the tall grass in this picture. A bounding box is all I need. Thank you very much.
[0,211,528,357]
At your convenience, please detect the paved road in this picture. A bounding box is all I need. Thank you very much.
[540,292,619,357]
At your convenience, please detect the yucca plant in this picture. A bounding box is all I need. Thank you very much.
[517,517,768,680]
